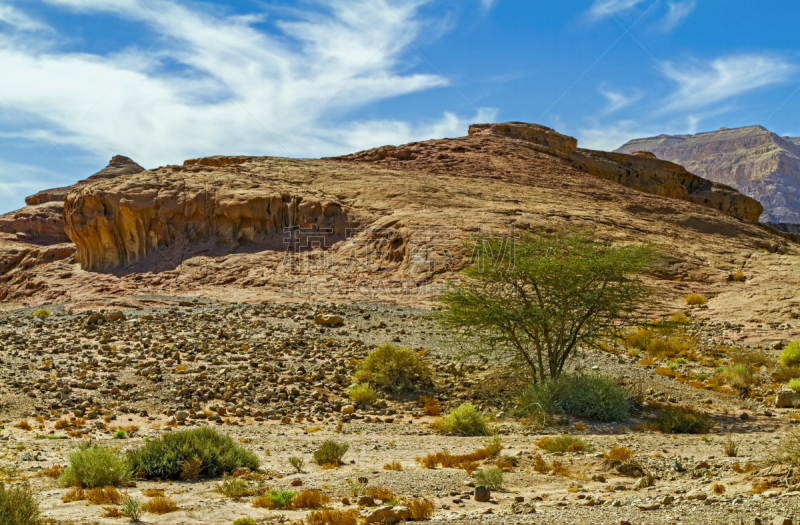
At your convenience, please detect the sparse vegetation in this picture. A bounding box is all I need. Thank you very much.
[383,460,402,471]
[519,373,632,422]
[288,456,305,473]
[0,482,40,525]
[535,435,595,454]
[31,308,51,318]
[127,427,259,480]
[416,449,489,469]
[354,343,433,394]
[306,508,360,525]
[404,498,435,520]
[722,435,739,457]
[292,490,330,509]
[437,231,654,382]
[431,403,491,436]
[233,518,257,525]
[216,476,249,499]
[313,441,349,466]
[348,383,377,406]
[484,435,503,458]
[180,456,202,481]
[144,496,179,514]
[604,446,634,461]
[648,406,713,434]
[121,496,144,522]
[729,272,746,282]
[58,444,129,488]
[474,466,503,489]
[780,341,800,367]
[685,294,707,305]
[720,363,756,390]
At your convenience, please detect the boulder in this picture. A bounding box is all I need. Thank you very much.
[776,390,800,408]
[315,314,344,326]
[362,506,412,524]
[474,485,491,502]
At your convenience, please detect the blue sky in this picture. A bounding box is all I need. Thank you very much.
[0,0,798,213]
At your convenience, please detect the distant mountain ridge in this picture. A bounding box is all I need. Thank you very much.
[616,125,800,224]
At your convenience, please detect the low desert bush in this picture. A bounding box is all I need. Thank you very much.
[484,436,503,458]
[31,308,51,318]
[0,482,40,525]
[348,383,377,406]
[306,508,360,525]
[354,343,433,394]
[712,483,726,494]
[780,341,800,367]
[383,460,402,471]
[474,466,503,489]
[364,485,394,502]
[127,427,259,480]
[288,457,304,473]
[292,490,329,509]
[771,427,800,465]
[122,496,144,522]
[751,481,769,494]
[262,488,296,508]
[216,476,249,500]
[58,444,129,488]
[180,456,202,481]
[626,328,653,350]
[85,486,123,505]
[789,378,800,391]
[495,457,514,471]
[419,395,442,416]
[604,446,634,461]
[405,498,435,520]
[431,403,491,436]
[233,518,257,525]
[416,448,489,469]
[13,420,32,431]
[722,435,739,457]
[519,374,632,423]
[535,435,595,454]
[313,441,349,466]
[720,363,756,390]
[648,406,713,434]
[685,294,707,306]
[144,495,179,514]
[36,464,65,478]
[731,461,755,473]
[774,366,800,382]
[729,272,747,282]
[101,506,125,518]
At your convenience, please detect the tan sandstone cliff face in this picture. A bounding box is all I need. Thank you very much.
[616,126,800,224]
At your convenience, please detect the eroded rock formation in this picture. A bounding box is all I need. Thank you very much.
[616,125,800,223]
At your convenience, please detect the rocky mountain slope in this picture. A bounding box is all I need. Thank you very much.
[0,122,798,341]
[616,125,800,224]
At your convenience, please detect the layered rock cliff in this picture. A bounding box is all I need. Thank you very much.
[616,125,800,223]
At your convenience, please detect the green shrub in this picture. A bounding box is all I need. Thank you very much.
[312,441,349,466]
[484,436,503,458]
[0,482,40,525]
[126,427,259,480]
[233,518,257,525]
[649,406,713,434]
[31,309,50,319]
[266,488,296,508]
[788,378,800,391]
[474,466,503,490]
[780,342,800,367]
[114,430,127,439]
[519,374,632,423]
[685,294,707,306]
[288,457,304,473]
[536,435,595,454]
[122,496,144,522]
[58,444,129,488]
[354,344,433,394]
[432,403,491,436]
[720,363,755,389]
[216,476,248,499]
[348,383,377,406]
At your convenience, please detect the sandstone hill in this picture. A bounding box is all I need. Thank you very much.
[616,125,800,225]
[1,122,798,342]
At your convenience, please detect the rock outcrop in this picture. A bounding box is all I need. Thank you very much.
[25,155,145,206]
[468,122,763,222]
[0,201,69,243]
[616,126,800,223]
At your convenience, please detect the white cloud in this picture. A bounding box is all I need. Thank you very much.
[480,0,500,10]
[661,0,696,31]
[0,3,50,32]
[586,0,646,20]
[599,88,641,114]
[577,120,657,152]
[661,54,796,111]
[0,0,489,177]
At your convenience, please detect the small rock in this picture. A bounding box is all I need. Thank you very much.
[638,503,660,511]
[514,496,525,502]
[772,518,792,525]
[291,478,303,486]
[474,485,491,502]
[776,390,800,408]
[315,314,344,326]
[358,496,375,507]
[341,405,355,415]
[362,505,411,524]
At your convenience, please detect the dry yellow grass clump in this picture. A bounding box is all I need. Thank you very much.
[383,460,402,471]
[293,490,331,509]
[416,449,489,469]
[145,496,179,514]
[404,498,435,520]
[306,508,360,525]
[604,447,634,461]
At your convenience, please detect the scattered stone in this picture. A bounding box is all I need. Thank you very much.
[474,486,491,503]
[362,506,412,524]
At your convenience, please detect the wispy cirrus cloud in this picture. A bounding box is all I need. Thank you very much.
[586,0,646,20]
[599,87,642,114]
[0,4,51,32]
[660,0,696,31]
[661,54,796,111]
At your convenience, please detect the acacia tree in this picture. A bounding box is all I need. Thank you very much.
[437,230,655,383]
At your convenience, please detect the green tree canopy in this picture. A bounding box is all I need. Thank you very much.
[436,230,655,383]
